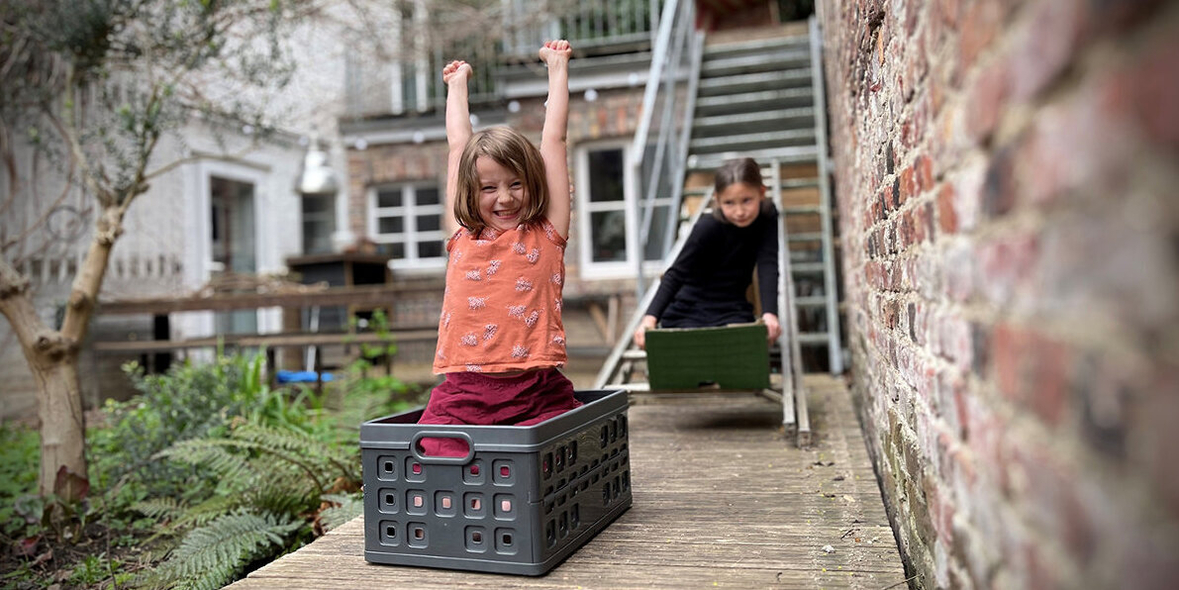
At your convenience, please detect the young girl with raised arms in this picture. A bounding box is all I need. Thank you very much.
[633,157,783,349]
[417,40,578,452]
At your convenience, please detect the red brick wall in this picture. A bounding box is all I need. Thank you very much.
[819,0,1179,587]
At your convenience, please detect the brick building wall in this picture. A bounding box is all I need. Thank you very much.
[344,87,648,370]
[345,86,647,273]
[819,0,1179,588]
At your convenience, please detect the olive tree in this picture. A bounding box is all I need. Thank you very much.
[0,0,315,500]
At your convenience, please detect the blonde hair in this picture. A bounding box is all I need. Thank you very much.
[454,126,548,235]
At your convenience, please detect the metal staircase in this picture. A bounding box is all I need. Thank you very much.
[683,19,843,375]
[594,5,839,445]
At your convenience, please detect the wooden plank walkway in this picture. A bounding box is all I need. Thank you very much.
[229,375,908,589]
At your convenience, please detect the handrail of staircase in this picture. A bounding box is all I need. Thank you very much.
[770,158,808,444]
[808,14,843,374]
[593,185,714,390]
[627,0,696,297]
[660,29,705,256]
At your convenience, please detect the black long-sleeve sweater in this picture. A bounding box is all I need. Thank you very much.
[645,201,779,328]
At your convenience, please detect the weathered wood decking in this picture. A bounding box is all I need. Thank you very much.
[229,375,907,589]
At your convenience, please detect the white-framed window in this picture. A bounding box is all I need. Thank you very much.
[576,141,672,279]
[369,182,446,271]
[389,0,431,114]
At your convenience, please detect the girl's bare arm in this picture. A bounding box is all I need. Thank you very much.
[538,40,572,239]
[443,60,473,233]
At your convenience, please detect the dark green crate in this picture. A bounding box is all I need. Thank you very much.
[645,323,770,390]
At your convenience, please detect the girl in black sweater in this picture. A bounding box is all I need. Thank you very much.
[633,157,781,348]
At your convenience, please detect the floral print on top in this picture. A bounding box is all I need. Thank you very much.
[433,219,568,374]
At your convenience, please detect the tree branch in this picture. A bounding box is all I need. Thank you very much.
[45,77,107,207]
[0,114,19,219]
[4,148,77,252]
[0,255,54,358]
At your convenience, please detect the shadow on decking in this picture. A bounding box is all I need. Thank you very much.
[229,375,908,590]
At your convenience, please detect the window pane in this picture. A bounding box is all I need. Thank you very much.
[303,220,333,255]
[587,149,625,203]
[379,216,404,234]
[301,195,330,214]
[377,242,405,259]
[416,187,440,206]
[643,205,671,261]
[377,190,402,208]
[418,240,443,259]
[590,210,627,262]
[416,214,440,232]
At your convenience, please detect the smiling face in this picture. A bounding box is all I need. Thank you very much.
[476,156,529,232]
[716,181,765,227]
[453,127,548,235]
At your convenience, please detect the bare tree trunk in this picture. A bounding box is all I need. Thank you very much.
[0,203,120,500]
[0,259,86,498]
[31,352,86,498]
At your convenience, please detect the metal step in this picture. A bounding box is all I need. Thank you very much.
[696,69,814,96]
[688,146,818,172]
[788,232,824,242]
[797,332,832,344]
[700,49,811,77]
[795,296,827,307]
[692,107,815,136]
[783,205,823,215]
[690,129,816,154]
[703,35,810,59]
[695,88,814,116]
[791,262,826,273]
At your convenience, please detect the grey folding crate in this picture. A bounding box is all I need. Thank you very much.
[360,389,632,576]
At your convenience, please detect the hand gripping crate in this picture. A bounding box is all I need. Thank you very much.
[360,389,632,575]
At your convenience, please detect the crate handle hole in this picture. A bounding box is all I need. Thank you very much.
[414,436,470,458]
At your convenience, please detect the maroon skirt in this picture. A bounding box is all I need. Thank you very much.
[416,368,582,456]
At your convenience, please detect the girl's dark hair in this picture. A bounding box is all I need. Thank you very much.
[454,126,548,235]
[712,157,766,222]
[714,157,764,194]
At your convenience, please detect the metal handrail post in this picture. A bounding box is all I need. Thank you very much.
[662,28,703,255]
[629,0,679,298]
[808,15,843,374]
[636,0,690,268]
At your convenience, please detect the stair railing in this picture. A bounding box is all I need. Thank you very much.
[808,14,843,374]
[627,0,699,297]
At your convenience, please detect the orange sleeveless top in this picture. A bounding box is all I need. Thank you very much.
[433,219,567,374]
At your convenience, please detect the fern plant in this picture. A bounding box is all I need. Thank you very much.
[133,420,363,589]
[136,511,302,590]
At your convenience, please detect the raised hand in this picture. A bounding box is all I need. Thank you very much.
[539,39,572,67]
[442,60,472,85]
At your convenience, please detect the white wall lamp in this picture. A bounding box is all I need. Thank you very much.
[297,133,339,196]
